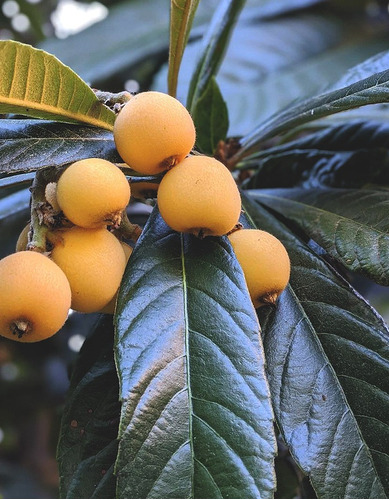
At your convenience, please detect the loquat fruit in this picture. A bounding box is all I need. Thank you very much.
[49,226,127,313]
[0,251,71,342]
[56,158,131,229]
[228,228,290,308]
[45,182,61,212]
[113,91,196,175]
[15,223,30,252]
[157,155,241,237]
[99,241,133,314]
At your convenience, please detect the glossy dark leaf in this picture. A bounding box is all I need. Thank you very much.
[245,147,389,190]
[186,0,246,113]
[242,193,389,498]
[57,315,120,499]
[168,0,200,97]
[249,188,389,285]
[329,49,389,91]
[234,62,389,163]
[192,77,229,154]
[114,207,276,499]
[244,120,389,189]
[0,120,121,175]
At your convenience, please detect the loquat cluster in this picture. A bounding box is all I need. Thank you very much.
[0,91,290,344]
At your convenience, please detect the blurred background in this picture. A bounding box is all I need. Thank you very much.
[1,0,389,497]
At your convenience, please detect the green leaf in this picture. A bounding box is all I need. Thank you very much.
[186,0,246,113]
[243,120,389,189]
[0,41,115,130]
[234,59,389,163]
[0,119,121,175]
[242,193,389,498]
[114,207,276,499]
[329,49,389,91]
[57,315,121,499]
[156,7,389,136]
[248,188,389,286]
[192,77,229,154]
[168,0,200,97]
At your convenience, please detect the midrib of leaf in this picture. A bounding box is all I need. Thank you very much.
[2,94,113,130]
[234,68,389,162]
[168,0,199,98]
[242,194,387,497]
[180,232,195,498]
[0,41,115,130]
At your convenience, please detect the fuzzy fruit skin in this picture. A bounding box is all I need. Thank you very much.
[50,227,126,313]
[113,91,196,175]
[0,251,71,342]
[157,155,241,237]
[228,229,290,308]
[99,241,133,314]
[56,158,131,228]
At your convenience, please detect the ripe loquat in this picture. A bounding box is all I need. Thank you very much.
[49,226,127,313]
[228,228,290,308]
[15,223,30,252]
[99,241,133,314]
[56,158,131,228]
[157,155,241,237]
[113,91,196,175]
[0,251,71,342]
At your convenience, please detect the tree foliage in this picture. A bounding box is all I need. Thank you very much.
[0,0,388,498]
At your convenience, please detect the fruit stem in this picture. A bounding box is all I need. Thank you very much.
[93,90,133,113]
[116,210,142,242]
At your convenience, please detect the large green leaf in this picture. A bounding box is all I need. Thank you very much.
[234,57,389,163]
[155,9,389,136]
[0,120,121,175]
[248,188,389,286]
[114,207,276,498]
[329,49,389,91]
[243,120,389,189]
[0,41,115,130]
[192,77,229,154]
[186,0,246,114]
[242,193,389,498]
[57,315,121,499]
[168,0,200,97]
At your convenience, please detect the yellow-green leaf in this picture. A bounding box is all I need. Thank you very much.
[168,0,200,97]
[0,40,115,130]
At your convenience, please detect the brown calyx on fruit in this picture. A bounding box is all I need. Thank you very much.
[159,155,180,171]
[11,319,33,339]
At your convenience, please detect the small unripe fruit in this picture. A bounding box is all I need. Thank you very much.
[15,223,30,252]
[45,182,61,212]
[0,251,71,342]
[49,226,127,313]
[157,155,241,237]
[56,158,131,228]
[113,91,196,175]
[228,229,290,308]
